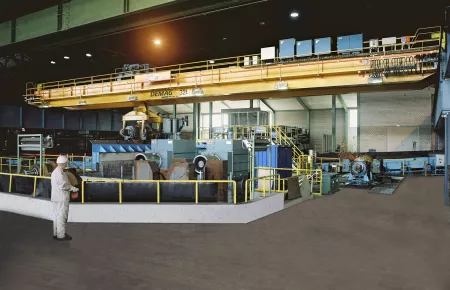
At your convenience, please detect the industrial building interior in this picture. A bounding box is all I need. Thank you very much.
[1,0,450,289]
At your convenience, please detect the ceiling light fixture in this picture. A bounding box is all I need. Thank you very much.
[86,53,92,57]
[290,12,299,18]
[368,76,383,84]
[209,60,215,64]
[64,56,70,59]
[275,81,288,90]
[50,61,56,64]
[154,39,161,45]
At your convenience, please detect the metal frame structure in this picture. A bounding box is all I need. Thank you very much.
[24,27,440,110]
[17,134,43,175]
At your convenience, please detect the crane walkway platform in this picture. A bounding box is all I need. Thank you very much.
[24,28,441,110]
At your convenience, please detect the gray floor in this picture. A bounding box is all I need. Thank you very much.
[1,176,449,290]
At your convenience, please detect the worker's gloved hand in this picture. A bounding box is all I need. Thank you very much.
[71,186,79,192]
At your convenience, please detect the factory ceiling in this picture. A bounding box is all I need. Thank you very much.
[0,0,447,105]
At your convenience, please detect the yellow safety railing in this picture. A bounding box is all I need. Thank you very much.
[316,157,341,171]
[81,179,237,204]
[0,157,37,173]
[198,125,272,140]
[0,172,51,197]
[254,167,323,196]
[244,174,281,202]
[24,27,441,104]
[273,126,304,167]
[3,153,94,175]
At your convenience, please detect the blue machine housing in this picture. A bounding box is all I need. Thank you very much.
[296,40,313,57]
[337,34,363,53]
[91,141,151,171]
[254,145,293,179]
[314,37,332,55]
[383,159,403,175]
[279,38,296,59]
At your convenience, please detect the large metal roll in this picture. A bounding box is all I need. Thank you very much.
[135,152,162,168]
[193,154,220,174]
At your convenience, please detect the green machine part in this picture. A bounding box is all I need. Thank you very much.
[322,172,339,195]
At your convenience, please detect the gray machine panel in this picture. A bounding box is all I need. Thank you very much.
[149,139,196,169]
[198,140,249,179]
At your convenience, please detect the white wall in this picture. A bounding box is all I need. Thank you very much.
[359,90,432,152]
[274,111,308,127]
[274,109,346,153]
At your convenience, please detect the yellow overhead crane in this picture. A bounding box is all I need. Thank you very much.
[24,27,441,118]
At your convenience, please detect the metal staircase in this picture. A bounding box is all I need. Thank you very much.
[273,126,304,168]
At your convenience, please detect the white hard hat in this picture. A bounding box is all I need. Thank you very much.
[56,155,68,164]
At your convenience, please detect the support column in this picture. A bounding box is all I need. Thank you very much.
[250,100,254,108]
[193,103,197,142]
[197,103,201,140]
[445,115,449,205]
[357,93,361,152]
[337,94,349,150]
[332,95,336,152]
[306,110,310,133]
[209,102,213,139]
[19,105,23,128]
[41,109,45,129]
[173,104,177,118]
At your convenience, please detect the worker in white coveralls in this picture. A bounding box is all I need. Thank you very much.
[51,155,78,241]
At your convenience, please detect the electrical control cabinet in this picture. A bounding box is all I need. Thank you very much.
[314,37,332,55]
[279,38,296,58]
[296,39,313,57]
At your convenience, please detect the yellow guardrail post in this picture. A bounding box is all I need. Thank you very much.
[195,182,199,204]
[232,180,237,205]
[119,181,123,204]
[81,180,85,204]
[245,180,248,203]
[33,176,37,197]
[157,182,161,204]
[9,174,12,192]
[262,177,266,197]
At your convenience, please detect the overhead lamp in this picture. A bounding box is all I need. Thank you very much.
[86,53,92,57]
[368,76,383,84]
[290,12,299,18]
[128,96,138,101]
[396,125,400,127]
[209,60,215,64]
[41,102,49,108]
[64,56,70,59]
[275,81,288,90]
[50,61,56,64]
[78,100,87,105]
[154,39,161,45]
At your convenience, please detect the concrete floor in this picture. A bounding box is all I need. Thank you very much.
[1,176,449,290]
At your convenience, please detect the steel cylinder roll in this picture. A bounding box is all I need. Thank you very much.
[135,152,162,168]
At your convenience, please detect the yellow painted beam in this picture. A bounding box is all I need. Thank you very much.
[26,49,438,110]
[39,73,435,110]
